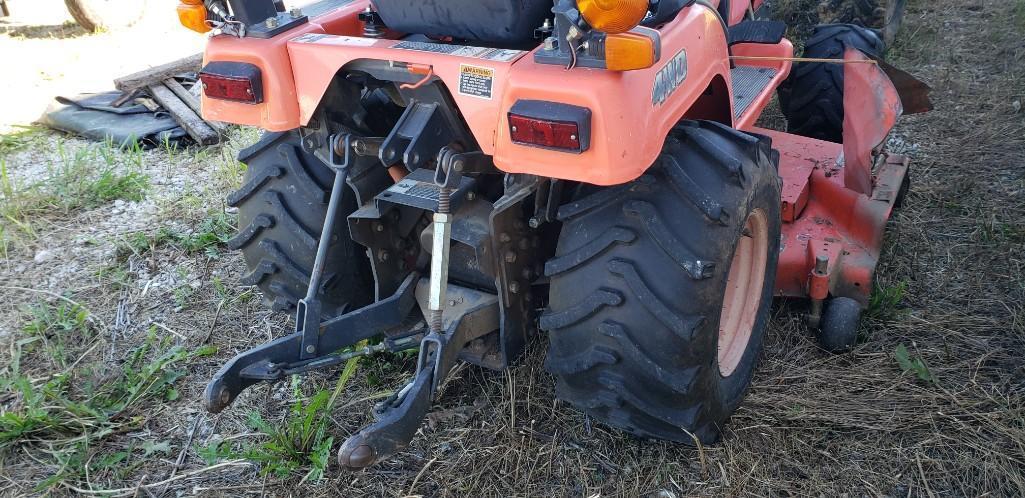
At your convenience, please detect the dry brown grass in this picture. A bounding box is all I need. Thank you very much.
[1,0,1023,495]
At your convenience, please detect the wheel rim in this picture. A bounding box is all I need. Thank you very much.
[718,209,769,377]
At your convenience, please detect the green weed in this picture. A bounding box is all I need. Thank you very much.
[0,126,45,155]
[0,141,150,249]
[894,343,934,383]
[866,281,908,321]
[0,318,216,491]
[202,355,363,481]
[116,211,237,260]
[49,141,149,210]
[21,299,93,369]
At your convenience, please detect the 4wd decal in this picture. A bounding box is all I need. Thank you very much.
[652,49,688,106]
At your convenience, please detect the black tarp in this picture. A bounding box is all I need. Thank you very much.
[38,91,189,148]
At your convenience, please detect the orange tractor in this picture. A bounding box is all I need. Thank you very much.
[179,0,929,469]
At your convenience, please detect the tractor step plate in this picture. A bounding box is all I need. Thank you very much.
[731,66,778,119]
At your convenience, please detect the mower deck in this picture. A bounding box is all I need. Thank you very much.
[754,127,909,306]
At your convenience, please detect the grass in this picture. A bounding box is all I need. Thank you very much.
[199,356,365,482]
[866,280,909,321]
[1,300,216,491]
[20,299,94,370]
[116,210,237,260]
[0,138,150,247]
[0,125,46,155]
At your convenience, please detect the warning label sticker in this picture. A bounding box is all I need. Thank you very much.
[393,41,525,63]
[458,64,495,100]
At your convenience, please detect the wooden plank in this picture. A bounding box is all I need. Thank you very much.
[116,53,203,93]
[162,78,201,114]
[162,78,229,136]
[147,83,220,145]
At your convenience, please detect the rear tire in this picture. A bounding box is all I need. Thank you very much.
[778,24,884,143]
[64,0,147,31]
[543,120,782,443]
[227,131,374,316]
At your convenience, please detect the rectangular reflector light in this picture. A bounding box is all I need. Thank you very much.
[199,61,263,104]
[508,100,591,153]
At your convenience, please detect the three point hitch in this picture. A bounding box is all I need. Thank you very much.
[203,133,499,469]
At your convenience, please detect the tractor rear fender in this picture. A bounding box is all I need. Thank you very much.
[284,4,735,185]
[199,0,369,130]
[203,2,765,186]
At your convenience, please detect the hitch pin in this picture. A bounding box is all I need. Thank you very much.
[400,64,434,90]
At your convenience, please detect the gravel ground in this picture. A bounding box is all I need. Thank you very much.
[1,0,1024,496]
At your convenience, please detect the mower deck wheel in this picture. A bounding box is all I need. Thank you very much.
[817,297,862,352]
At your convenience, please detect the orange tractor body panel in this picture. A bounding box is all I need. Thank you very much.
[200,0,370,131]
[204,2,788,186]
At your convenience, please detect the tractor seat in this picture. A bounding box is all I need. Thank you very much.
[370,0,552,46]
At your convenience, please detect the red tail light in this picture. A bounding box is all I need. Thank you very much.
[508,100,591,153]
[199,62,263,104]
[509,115,580,150]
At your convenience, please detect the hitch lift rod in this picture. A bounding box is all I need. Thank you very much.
[296,134,354,360]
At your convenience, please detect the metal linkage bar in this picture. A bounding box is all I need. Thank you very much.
[203,272,421,413]
[296,134,353,360]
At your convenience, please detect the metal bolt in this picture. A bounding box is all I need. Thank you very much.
[290,7,303,18]
[815,255,829,274]
[570,134,578,141]
[508,281,521,293]
[466,191,476,201]
[265,16,279,29]
[528,217,541,229]
[305,345,316,354]
[504,251,517,263]
[378,250,390,261]
[544,36,557,51]
[374,223,385,232]
[511,125,519,133]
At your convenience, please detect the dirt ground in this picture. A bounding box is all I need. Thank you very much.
[1,0,1024,496]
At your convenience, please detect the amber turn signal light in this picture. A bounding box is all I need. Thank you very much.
[605,32,657,71]
[178,0,211,33]
[576,0,648,34]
